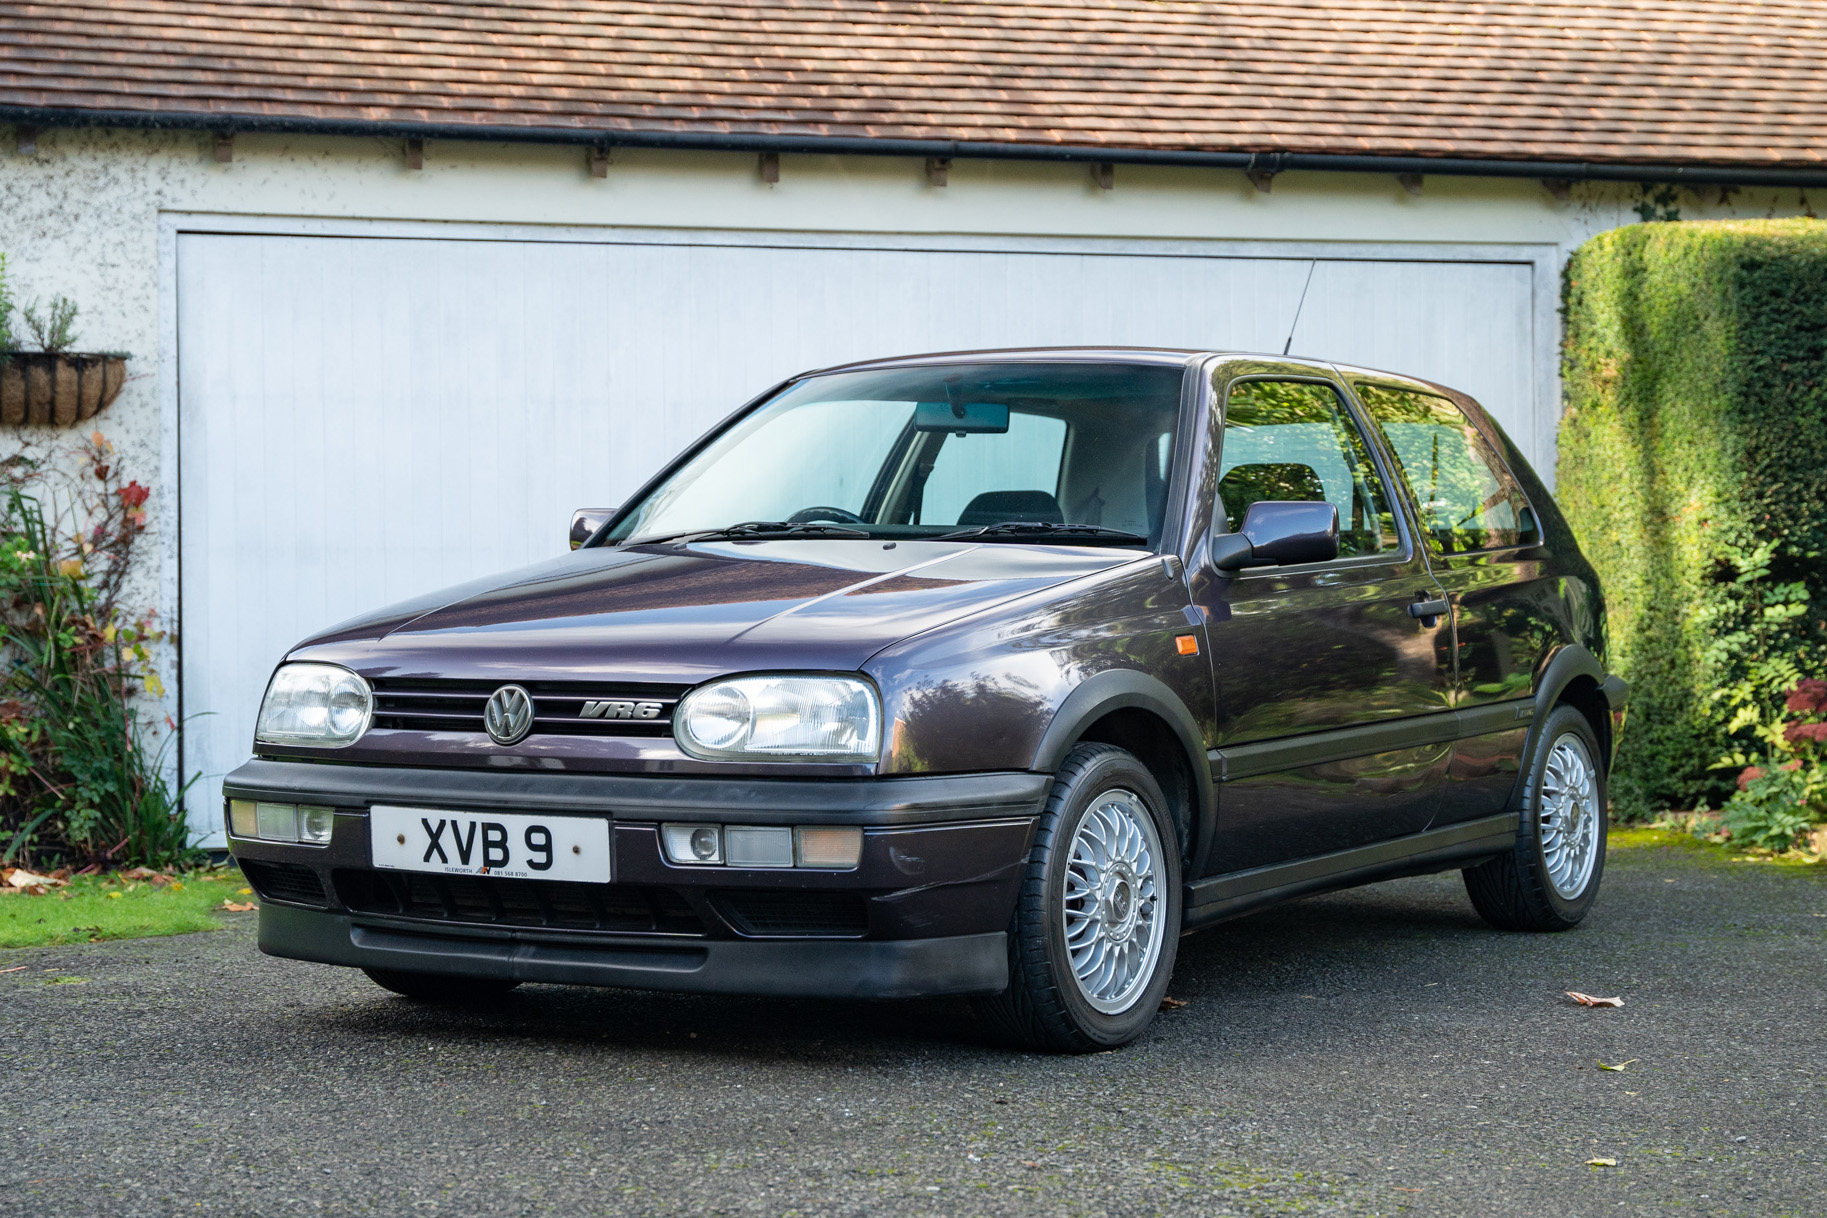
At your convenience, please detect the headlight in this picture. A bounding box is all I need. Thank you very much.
[675,675,880,762]
[254,663,373,748]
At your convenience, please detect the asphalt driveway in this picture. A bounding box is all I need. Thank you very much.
[4,835,1824,1217]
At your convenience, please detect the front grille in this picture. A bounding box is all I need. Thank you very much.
[240,859,328,907]
[713,890,870,938]
[369,679,687,738]
[333,869,705,935]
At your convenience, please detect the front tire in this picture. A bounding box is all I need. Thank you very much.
[974,744,1182,1052]
[363,968,521,1003]
[1464,704,1608,932]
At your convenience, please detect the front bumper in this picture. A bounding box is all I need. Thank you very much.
[225,759,1044,1000]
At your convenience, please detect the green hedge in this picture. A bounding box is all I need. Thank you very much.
[1560,220,1827,815]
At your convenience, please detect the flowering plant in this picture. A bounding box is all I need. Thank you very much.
[1708,677,1827,852]
[0,432,193,869]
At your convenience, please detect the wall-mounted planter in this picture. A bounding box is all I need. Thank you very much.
[0,353,129,426]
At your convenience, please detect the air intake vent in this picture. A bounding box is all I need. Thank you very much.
[713,890,869,938]
[239,859,328,907]
[369,679,687,738]
[334,869,704,935]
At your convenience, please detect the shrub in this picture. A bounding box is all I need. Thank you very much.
[0,433,195,869]
[1560,220,1827,814]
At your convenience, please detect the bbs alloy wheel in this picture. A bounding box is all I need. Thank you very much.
[1062,789,1168,1014]
[1464,703,1608,932]
[974,743,1182,1052]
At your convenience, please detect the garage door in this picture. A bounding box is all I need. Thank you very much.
[175,230,1537,839]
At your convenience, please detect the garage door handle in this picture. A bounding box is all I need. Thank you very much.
[1408,597,1449,626]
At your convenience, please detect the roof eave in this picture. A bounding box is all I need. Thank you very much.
[4,103,1825,189]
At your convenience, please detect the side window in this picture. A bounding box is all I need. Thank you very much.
[1219,380,1399,559]
[919,411,1069,526]
[1353,384,1539,554]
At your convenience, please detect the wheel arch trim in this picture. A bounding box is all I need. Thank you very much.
[1030,669,1215,872]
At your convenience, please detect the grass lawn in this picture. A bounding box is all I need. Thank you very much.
[0,868,256,950]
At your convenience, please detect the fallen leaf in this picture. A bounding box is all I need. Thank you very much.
[237,887,253,896]
[1586,1158,1618,1167]
[1598,1059,1639,1072]
[1021,1160,1041,1169]
[105,891,123,900]
[1159,996,1188,1010]
[220,900,256,912]
[4,868,65,890]
[1567,991,1624,1008]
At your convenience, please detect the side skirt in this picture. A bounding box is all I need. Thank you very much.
[1182,812,1519,929]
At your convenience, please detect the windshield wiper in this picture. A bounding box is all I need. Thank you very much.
[634,520,871,545]
[938,521,1150,545]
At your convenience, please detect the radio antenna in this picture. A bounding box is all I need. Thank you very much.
[1281,259,1317,356]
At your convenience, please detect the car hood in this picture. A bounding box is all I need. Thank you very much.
[287,539,1143,683]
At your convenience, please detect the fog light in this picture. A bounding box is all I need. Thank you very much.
[662,823,723,865]
[795,826,863,869]
[255,801,298,843]
[724,825,794,869]
[297,806,335,845]
[229,800,258,838]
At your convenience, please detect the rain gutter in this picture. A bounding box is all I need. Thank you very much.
[5,103,1826,188]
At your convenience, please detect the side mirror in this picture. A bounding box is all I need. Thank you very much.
[570,507,618,550]
[1209,501,1339,572]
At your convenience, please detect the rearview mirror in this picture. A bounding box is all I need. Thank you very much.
[1209,501,1339,572]
[913,400,1010,433]
[570,507,617,550]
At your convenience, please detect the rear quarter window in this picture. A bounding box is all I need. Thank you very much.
[1353,383,1539,554]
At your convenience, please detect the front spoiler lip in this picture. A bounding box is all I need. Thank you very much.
[259,903,1009,999]
[223,758,1051,827]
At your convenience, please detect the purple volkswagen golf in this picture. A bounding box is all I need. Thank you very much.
[227,349,1626,1051]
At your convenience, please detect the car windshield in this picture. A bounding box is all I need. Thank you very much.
[607,362,1186,548]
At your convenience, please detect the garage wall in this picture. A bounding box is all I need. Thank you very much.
[177,225,1537,839]
[6,128,1812,846]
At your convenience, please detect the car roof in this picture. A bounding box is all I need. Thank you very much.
[799,346,1471,403]
[803,345,1206,375]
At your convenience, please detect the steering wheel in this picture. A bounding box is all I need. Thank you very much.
[787,506,866,525]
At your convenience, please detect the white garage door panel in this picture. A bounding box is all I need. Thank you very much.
[178,232,1536,838]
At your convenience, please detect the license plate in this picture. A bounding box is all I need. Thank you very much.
[369,806,611,883]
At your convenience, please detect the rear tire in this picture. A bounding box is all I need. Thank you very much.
[1464,704,1607,932]
[362,968,521,1003]
[973,743,1182,1052]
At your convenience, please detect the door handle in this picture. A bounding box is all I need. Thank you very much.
[1408,597,1449,627]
